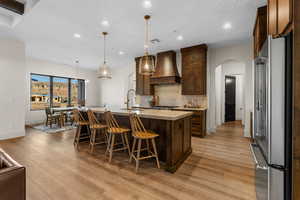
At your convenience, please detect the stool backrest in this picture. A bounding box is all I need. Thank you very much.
[73,109,86,123]
[104,111,120,129]
[129,113,146,133]
[87,110,100,126]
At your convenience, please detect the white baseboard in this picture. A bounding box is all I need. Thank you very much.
[0,129,25,140]
[207,127,216,134]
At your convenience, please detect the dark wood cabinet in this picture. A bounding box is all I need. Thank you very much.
[181,44,207,95]
[268,0,293,38]
[191,111,206,137]
[173,109,206,137]
[135,56,154,96]
[253,6,267,58]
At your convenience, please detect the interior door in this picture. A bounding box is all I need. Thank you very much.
[225,76,236,122]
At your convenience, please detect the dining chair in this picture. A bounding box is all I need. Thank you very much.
[87,110,108,154]
[129,113,160,173]
[104,111,131,163]
[45,107,62,128]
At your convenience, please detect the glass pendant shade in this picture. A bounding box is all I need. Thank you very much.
[139,53,155,75]
[97,62,112,79]
[139,15,156,75]
[97,32,112,79]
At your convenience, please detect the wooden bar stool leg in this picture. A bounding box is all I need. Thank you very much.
[124,134,131,156]
[105,133,112,156]
[89,129,93,149]
[109,134,115,163]
[90,129,96,154]
[136,139,142,173]
[75,125,82,149]
[74,125,79,145]
[130,138,137,163]
[151,138,160,169]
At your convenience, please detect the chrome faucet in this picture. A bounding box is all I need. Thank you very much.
[125,89,136,110]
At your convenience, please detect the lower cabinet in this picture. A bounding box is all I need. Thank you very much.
[173,109,207,137]
[191,111,206,137]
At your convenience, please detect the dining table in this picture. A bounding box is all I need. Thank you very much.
[51,107,78,127]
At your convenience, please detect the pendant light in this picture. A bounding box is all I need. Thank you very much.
[139,15,155,75]
[97,32,112,79]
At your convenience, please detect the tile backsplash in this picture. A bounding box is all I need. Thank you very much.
[136,84,207,107]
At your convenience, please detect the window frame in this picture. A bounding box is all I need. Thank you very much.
[30,73,85,111]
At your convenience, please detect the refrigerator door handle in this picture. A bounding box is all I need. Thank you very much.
[250,144,268,170]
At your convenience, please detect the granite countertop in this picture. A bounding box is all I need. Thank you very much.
[132,105,208,112]
[89,107,193,121]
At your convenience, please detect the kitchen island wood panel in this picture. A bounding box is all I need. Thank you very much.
[95,113,192,173]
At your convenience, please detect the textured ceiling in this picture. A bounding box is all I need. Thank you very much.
[0,0,266,69]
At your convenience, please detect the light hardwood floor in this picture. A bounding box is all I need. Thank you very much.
[0,121,256,200]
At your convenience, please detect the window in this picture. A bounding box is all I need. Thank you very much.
[31,74,50,110]
[30,73,85,110]
[71,79,79,106]
[53,77,69,107]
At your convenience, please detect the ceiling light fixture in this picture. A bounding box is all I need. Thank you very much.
[73,33,81,38]
[143,0,152,9]
[223,22,232,30]
[119,51,124,55]
[177,35,183,41]
[139,15,156,75]
[97,32,112,79]
[101,19,110,27]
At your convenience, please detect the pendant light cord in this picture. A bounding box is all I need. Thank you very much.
[144,15,150,55]
[103,33,106,64]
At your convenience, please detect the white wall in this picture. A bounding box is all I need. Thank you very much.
[215,65,222,126]
[235,74,244,121]
[0,39,26,140]
[25,58,100,125]
[98,60,134,108]
[207,41,253,137]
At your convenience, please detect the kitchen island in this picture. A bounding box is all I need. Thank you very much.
[89,107,193,173]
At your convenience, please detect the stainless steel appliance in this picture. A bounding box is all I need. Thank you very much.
[252,34,293,200]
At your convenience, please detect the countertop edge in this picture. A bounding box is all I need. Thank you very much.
[90,108,193,121]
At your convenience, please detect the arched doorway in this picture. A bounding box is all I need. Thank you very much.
[214,60,246,127]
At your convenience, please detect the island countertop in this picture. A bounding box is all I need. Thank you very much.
[89,107,193,121]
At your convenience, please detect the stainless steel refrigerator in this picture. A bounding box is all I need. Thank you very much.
[251,33,293,200]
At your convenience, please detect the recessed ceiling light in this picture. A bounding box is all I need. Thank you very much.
[101,20,110,27]
[177,35,183,41]
[73,33,81,38]
[119,51,124,55]
[223,22,232,30]
[143,0,152,9]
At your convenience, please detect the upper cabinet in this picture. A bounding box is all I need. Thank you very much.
[253,6,268,58]
[135,56,154,96]
[181,44,207,95]
[268,0,293,37]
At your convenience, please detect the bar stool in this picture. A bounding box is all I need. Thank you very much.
[129,113,160,173]
[73,109,91,149]
[87,110,108,154]
[104,111,131,163]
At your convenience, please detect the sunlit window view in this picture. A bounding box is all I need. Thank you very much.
[71,79,79,106]
[30,74,85,110]
[31,74,50,110]
[53,77,69,107]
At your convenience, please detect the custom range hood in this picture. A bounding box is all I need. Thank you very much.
[150,50,181,85]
